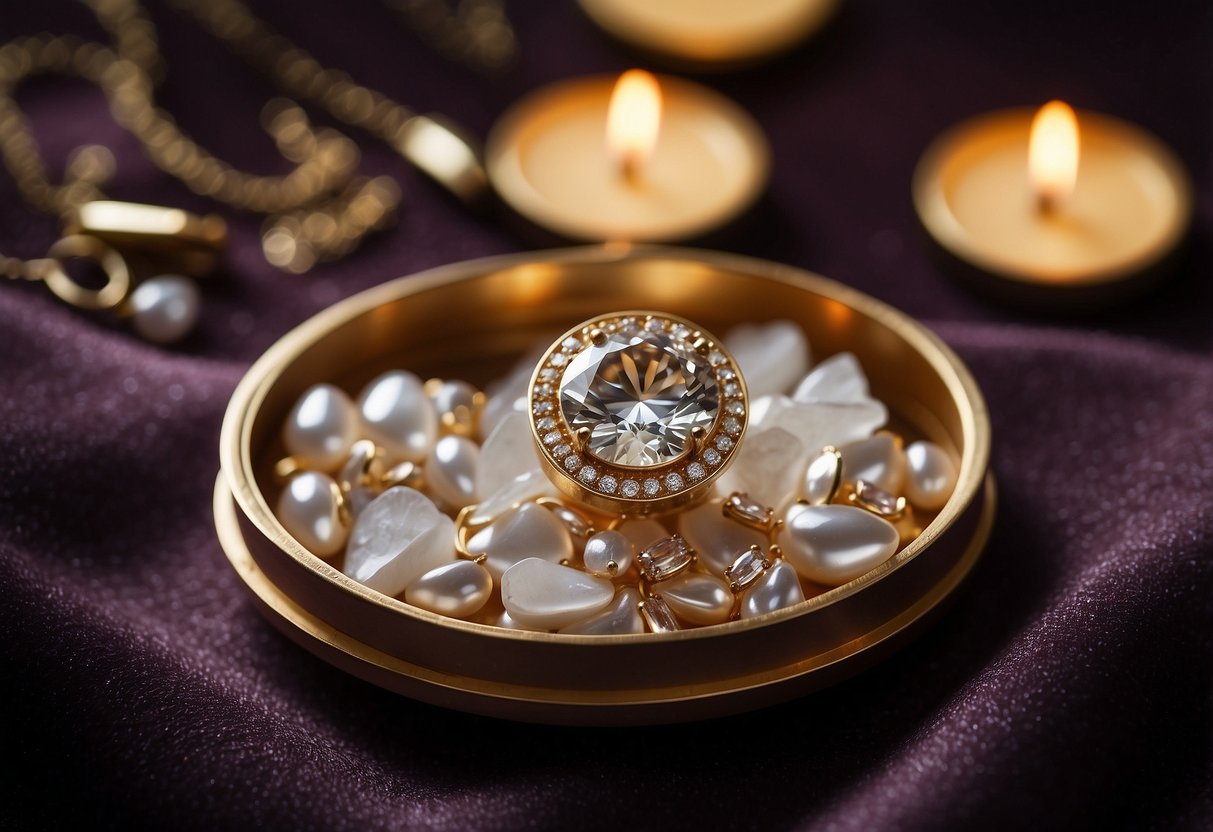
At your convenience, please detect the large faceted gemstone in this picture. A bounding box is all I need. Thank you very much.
[559,330,719,467]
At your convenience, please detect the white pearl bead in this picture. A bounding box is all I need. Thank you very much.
[357,371,438,463]
[839,434,906,494]
[405,560,493,619]
[659,572,734,625]
[582,529,634,577]
[740,561,806,619]
[559,587,644,635]
[904,441,958,510]
[778,504,900,586]
[343,487,455,596]
[128,275,200,344]
[429,379,479,434]
[275,471,348,558]
[476,411,541,498]
[283,383,359,472]
[466,501,573,579]
[677,499,768,575]
[501,558,615,630]
[725,320,810,398]
[425,435,480,508]
[802,447,842,505]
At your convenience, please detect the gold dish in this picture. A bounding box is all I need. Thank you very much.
[216,245,993,725]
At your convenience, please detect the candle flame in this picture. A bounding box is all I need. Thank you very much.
[1028,100,1080,212]
[606,69,662,182]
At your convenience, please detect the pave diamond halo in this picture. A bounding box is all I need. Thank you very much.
[529,312,747,515]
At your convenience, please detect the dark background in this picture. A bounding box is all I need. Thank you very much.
[1,1,1210,829]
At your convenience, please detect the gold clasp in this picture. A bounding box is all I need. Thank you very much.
[65,200,227,275]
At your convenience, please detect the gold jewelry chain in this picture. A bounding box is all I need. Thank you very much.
[0,0,499,287]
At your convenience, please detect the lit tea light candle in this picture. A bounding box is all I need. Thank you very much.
[577,0,837,67]
[913,102,1192,304]
[485,70,769,242]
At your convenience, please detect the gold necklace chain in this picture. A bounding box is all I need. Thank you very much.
[0,0,503,339]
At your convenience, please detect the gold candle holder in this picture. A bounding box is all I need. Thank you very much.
[216,246,994,725]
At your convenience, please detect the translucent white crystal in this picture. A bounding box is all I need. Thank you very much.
[724,320,810,398]
[559,587,645,635]
[792,352,871,404]
[677,499,768,576]
[467,469,558,527]
[476,411,541,498]
[343,487,455,596]
[500,558,615,629]
[716,427,806,510]
[466,501,574,579]
[750,394,887,453]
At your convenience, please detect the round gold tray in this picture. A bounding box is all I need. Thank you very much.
[216,246,994,725]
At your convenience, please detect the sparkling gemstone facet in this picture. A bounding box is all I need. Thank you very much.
[722,491,775,531]
[637,534,696,582]
[639,594,680,632]
[559,329,719,468]
[724,545,772,593]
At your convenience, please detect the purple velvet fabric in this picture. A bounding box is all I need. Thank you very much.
[1,1,1211,829]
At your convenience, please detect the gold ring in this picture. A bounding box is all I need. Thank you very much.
[528,311,747,515]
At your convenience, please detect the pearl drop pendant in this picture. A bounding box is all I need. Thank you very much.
[127,275,201,344]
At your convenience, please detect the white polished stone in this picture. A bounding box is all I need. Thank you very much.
[405,560,492,618]
[659,572,734,625]
[344,486,455,596]
[715,426,805,511]
[276,471,348,557]
[500,558,615,629]
[425,435,480,509]
[128,275,200,344]
[357,370,438,463]
[793,352,870,404]
[905,440,958,510]
[495,610,548,631]
[467,469,558,527]
[778,504,899,586]
[466,501,574,579]
[476,411,541,499]
[839,434,907,494]
[616,518,670,551]
[751,394,887,454]
[724,320,810,398]
[582,529,634,577]
[559,587,645,635]
[677,499,768,576]
[283,383,358,472]
[740,561,806,619]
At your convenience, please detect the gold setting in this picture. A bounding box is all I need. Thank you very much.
[528,312,747,515]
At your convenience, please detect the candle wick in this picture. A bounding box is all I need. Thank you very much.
[1036,190,1059,216]
[620,152,643,186]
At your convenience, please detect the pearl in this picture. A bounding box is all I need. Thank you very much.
[466,469,558,527]
[559,587,644,635]
[425,435,480,508]
[802,447,843,505]
[501,558,615,630]
[343,486,455,596]
[357,371,438,463]
[778,504,900,586]
[839,434,907,494]
[659,573,734,625]
[283,383,359,472]
[677,499,767,576]
[582,529,634,577]
[429,379,480,436]
[476,411,541,499]
[904,440,958,510]
[405,560,493,619]
[275,471,348,557]
[740,561,806,619]
[128,275,200,344]
[792,352,871,403]
[466,501,574,579]
[725,320,810,398]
